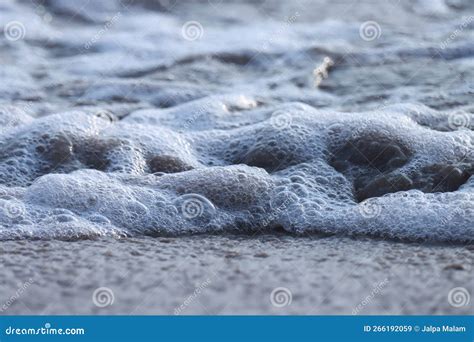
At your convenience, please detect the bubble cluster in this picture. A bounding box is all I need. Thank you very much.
[0,0,472,243]
[0,100,472,242]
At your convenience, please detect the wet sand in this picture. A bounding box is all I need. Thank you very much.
[1,0,473,316]
[1,235,472,315]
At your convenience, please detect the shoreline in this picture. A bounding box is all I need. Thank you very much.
[1,235,472,315]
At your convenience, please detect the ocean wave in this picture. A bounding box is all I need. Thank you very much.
[0,0,472,241]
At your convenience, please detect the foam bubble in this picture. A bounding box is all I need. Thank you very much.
[0,0,472,242]
[0,101,471,242]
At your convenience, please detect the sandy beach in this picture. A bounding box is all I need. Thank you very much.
[1,235,472,315]
[0,0,473,317]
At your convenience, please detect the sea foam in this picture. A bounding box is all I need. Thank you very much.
[0,0,472,242]
[0,101,472,242]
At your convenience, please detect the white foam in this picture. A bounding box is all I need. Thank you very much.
[0,100,472,242]
[0,0,472,242]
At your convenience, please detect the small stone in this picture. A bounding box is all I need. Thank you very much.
[254,252,269,258]
[443,264,464,271]
[44,135,73,165]
[149,155,193,173]
[225,252,240,259]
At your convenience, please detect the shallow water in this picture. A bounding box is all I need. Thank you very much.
[0,0,473,242]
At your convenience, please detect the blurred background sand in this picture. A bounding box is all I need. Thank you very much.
[1,235,472,314]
